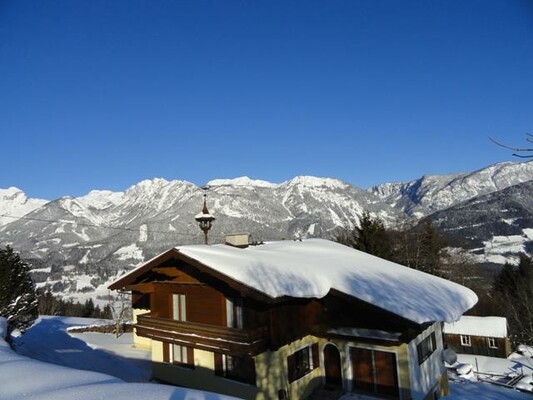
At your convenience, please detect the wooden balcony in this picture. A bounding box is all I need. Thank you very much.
[136,314,269,356]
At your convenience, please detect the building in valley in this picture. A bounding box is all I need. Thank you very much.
[443,316,511,359]
[109,236,477,400]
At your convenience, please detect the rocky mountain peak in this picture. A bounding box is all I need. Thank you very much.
[0,187,49,226]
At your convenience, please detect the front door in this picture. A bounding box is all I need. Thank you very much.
[350,347,399,399]
[324,344,342,387]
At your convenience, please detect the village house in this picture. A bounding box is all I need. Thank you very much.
[109,234,477,400]
[443,316,511,359]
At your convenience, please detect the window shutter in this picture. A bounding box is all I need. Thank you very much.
[416,342,423,365]
[287,353,296,383]
[163,342,170,363]
[187,347,194,364]
[214,353,223,376]
[245,357,257,385]
[312,343,319,369]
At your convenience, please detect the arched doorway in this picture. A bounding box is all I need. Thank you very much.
[323,344,342,387]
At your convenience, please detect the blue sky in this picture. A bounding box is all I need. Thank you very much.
[1,1,532,199]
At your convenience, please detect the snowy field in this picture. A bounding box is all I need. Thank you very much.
[0,316,236,400]
[1,316,532,400]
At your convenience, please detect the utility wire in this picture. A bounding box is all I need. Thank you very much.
[0,214,289,243]
[0,213,204,238]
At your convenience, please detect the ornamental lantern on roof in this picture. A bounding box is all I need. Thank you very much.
[195,190,215,245]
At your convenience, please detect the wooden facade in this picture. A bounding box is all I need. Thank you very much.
[444,333,511,358]
[110,247,450,400]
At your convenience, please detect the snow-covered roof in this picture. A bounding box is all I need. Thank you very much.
[195,212,215,220]
[444,316,507,338]
[173,238,477,325]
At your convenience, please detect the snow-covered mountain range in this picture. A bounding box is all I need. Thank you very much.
[370,161,533,218]
[0,160,531,302]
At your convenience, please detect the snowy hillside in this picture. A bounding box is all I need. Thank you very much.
[370,160,533,218]
[425,180,533,266]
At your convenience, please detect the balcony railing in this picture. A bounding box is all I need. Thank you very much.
[136,314,268,356]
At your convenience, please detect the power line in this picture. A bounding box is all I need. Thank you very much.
[0,213,204,238]
[0,214,289,244]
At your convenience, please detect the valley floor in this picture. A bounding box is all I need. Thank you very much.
[1,316,531,400]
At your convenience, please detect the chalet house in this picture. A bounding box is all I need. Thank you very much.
[443,316,511,359]
[109,237,477,400]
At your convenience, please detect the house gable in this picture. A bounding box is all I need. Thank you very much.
[110,248,273,303]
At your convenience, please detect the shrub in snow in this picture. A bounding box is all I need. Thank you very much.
[0,317,7,339]
[517,344,533,357]
[456,363,473,376]
[0,246,38,335]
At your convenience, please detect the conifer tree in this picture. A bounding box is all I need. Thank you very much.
[417,219,446,275]
[82,298,95,318]
[0,246,38,334]
[492,255,533,345]
[335,211,393,261]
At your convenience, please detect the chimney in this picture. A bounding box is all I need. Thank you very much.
[225,233,251,248]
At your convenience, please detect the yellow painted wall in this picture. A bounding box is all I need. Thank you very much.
[149,334,419,400]
[152,342,260,399]
[150,336,324,400]
[152,339,164,363]
[132,308,152,350]
[255,335,326,400]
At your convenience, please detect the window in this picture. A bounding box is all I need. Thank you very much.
[214,353,256,385]
[163,342,194,368]
[460,335,471,347]
[165,296,193,368]
[172,344,188,364]
[287,343,319,383]
[172,293,186,321]
[172,344,194,367]
[226,297,243,329]
[417,332,436,364]
[487,337,498,349]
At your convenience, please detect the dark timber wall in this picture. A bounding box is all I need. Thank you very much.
[444,334,511,358]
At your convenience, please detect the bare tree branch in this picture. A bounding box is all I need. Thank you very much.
[489,137,533,152]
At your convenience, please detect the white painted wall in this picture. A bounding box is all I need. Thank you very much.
[407,322,446,400]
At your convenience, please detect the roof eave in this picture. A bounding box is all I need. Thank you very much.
[108,248,182,291]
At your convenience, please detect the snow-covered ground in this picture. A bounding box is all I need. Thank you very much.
[2,316,532,400]
[445,350,533,398]
[12,316,150,382]
[0,316,236,400]
[445,380,533,399]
